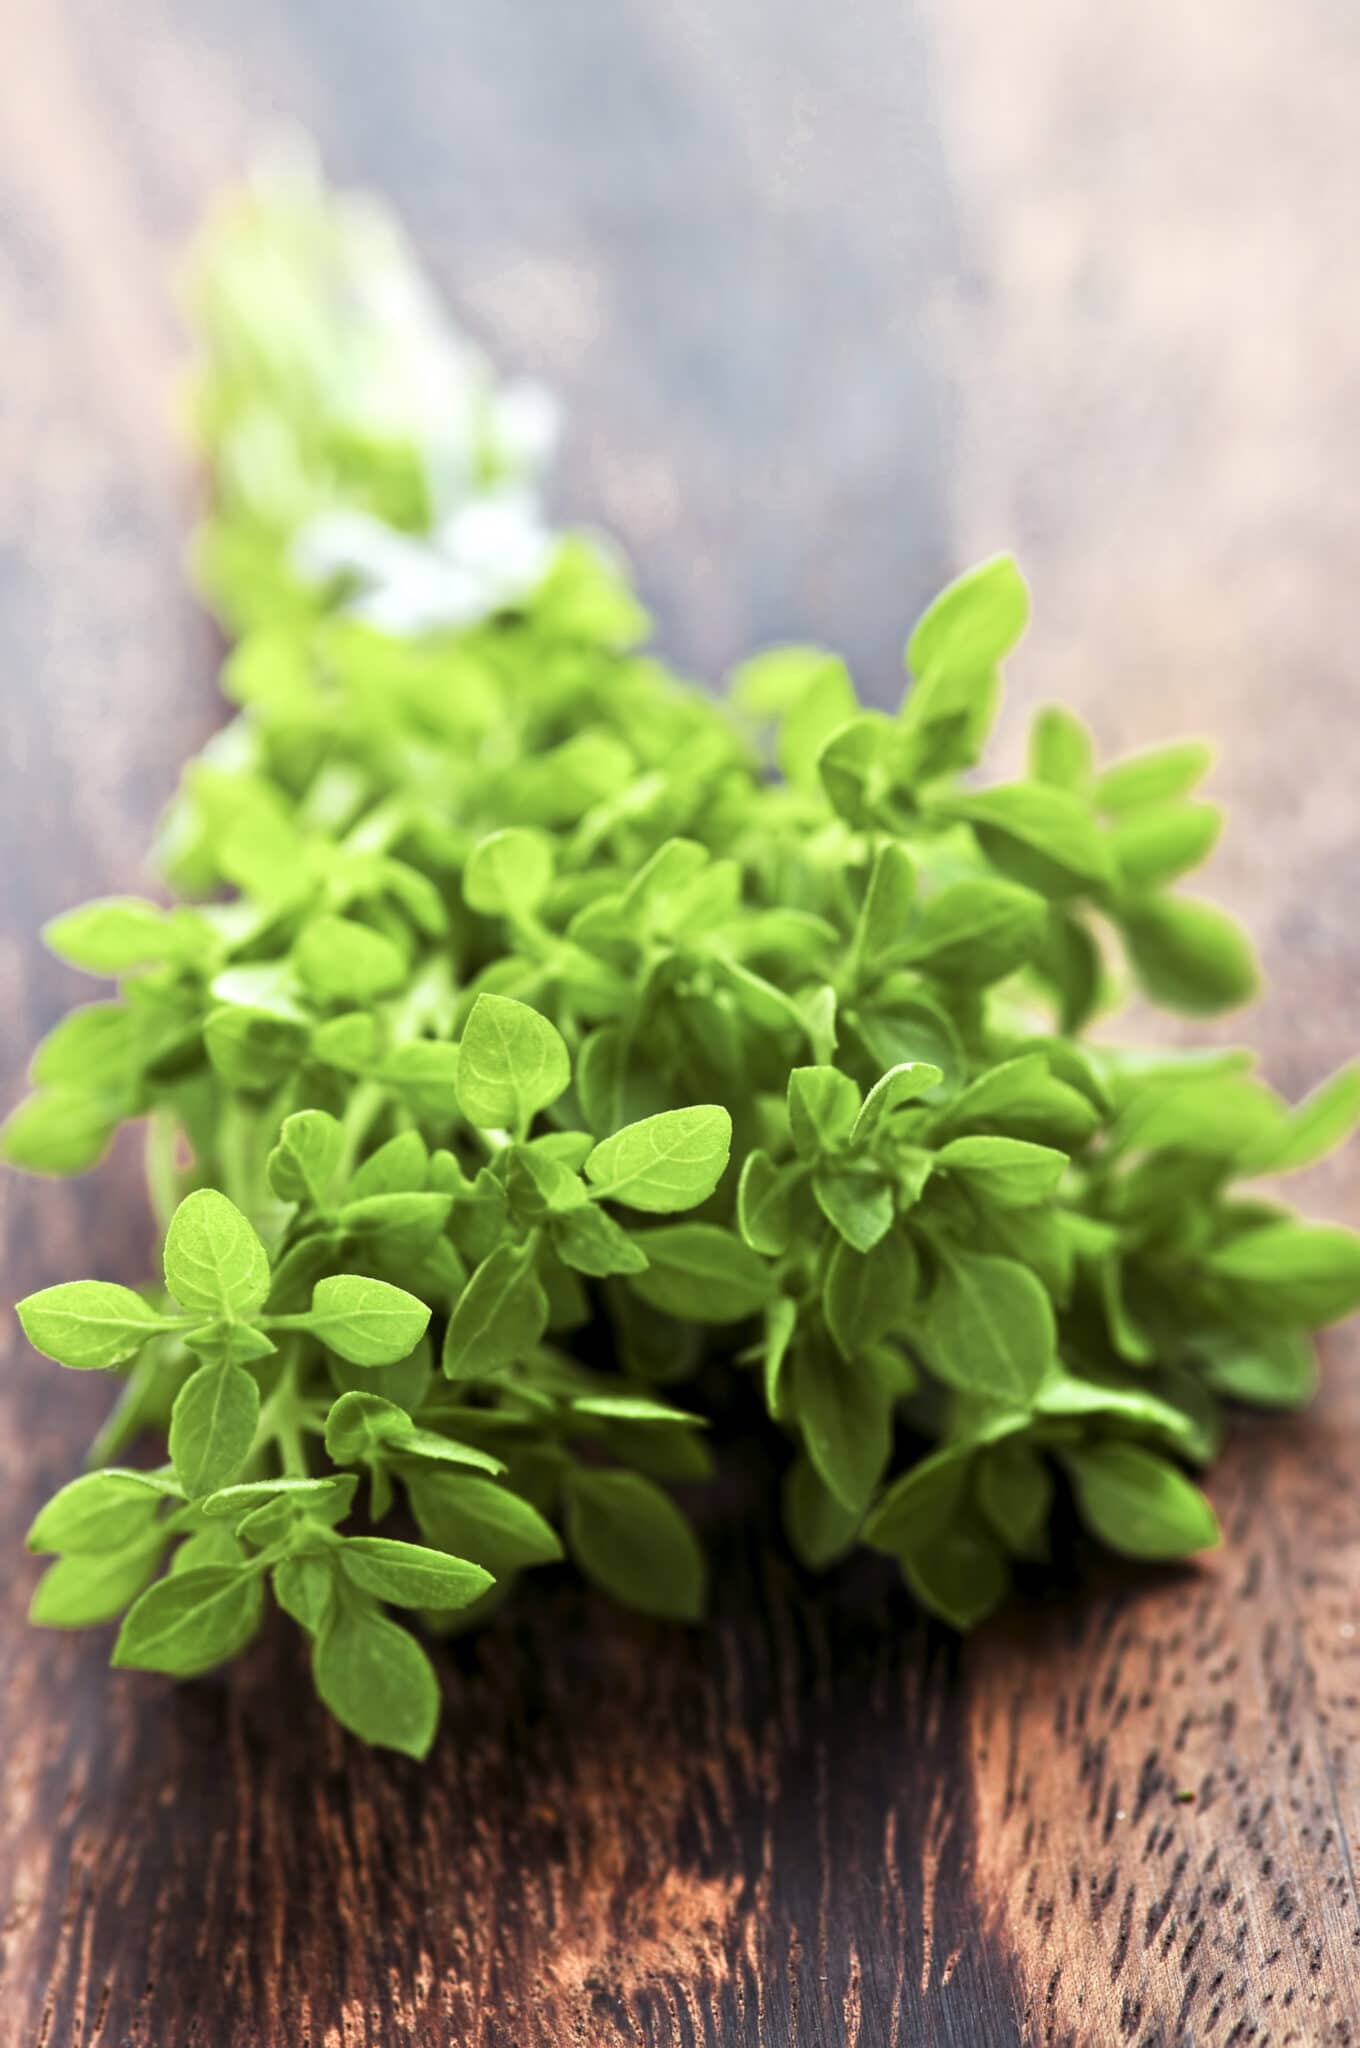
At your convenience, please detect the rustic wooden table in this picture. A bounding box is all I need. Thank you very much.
[3,4,1359,2042]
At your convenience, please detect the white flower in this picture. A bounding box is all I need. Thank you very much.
[293,489,557,635]
[205,137,567,634]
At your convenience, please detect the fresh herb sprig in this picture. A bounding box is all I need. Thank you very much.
[8,156,1360,1755]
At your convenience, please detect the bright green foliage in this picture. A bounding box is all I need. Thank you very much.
[18,1283,172,1369]
[113,1564,267,1677]
[164,1189,271,1317]
[584,1106,732,1212]
[5,162,1359,1754]
[455,994,571,1133]
[564,1468,706,1620]
[301,1275,432,1366]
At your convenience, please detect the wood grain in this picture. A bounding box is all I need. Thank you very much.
[2,2,1358,2042]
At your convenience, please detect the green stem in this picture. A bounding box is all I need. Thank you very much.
[144,1112,186,1232]
[217,1095,260,1215]
[258,1347,309,1477]
[336,1079,386,1181]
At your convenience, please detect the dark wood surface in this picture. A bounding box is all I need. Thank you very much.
[3,3,1359,2042]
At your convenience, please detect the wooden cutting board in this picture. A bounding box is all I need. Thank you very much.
[2,3,1357,2040]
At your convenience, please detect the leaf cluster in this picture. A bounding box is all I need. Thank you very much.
[7,167,1359,1753]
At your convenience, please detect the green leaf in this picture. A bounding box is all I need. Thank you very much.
[303,1274,431,1366]
[201,1475,355,1523]
[172,1525,248,1574]
[902,879,1048,986]
[572,1390,705,1426]
[812,1164,895,1252]
[1095,739,1213,814]
[312,1011,379,1073]
[338,1537,492,1609]
[1109,802,1221,891]
[324,1388,499,1473]
[455,993,571,1132]
[205,1005,310,1092]
[294,913,407,1003]
[732,642,838,716]
[394,1423,508,1475]
[906,553,1029,683]
[1195,1329,1317,1411]
[378,1040,461,1123]
[29,1001,139,1090]
[184,1320,277,1368]
[323,1390,412,1463]
[854,841,917,963]
[163,1189,271,1318]
[43,896,178,973]
[17,1281,169,1369]
[505,1145,588,1219]
[348,1129,429,1199]
[862,1443,974,1555]
[760,1296,798,1420]
[267,1108,344,1207]
[823,1233,918,1358]
[464,827,555,916]
[1033,1371,1204,1454]
[338,1191,452,1250]
[1206,1222,1360,1327]
[791,1341,893,1515]
[1109,1071,1285,1163]
[312,1601,441,1757]
[1029,706,1093,791]
[585,1105,732,1212]
[575,1026,667,1137]
[168,1360,261,1497]
[1038,910,1104,1033]
[732,647,857,790]
[1090,1247,1155,1366]
[940,782,1113,894]
[1121,896,1259,1014]
[975,1440,1052,1559]
[817,713,898,826]
[983,1203,1075,1305]
[113,1564,265,1675]
[325,1327,435,1413]
[408,1472,564,1574]
[787,1067,861,1157]
[782,1455,862,1569]
[627,1224,773,1322]
[935,1134,1068,1208]
[1063,1443,1220,1560]
[850,1062,942,1145]
[939,1054,1098,1148]
[552,1202,650,1276]
[27,1469,178,1555]
[0,1088,119,1175]
[850,992,965,1089]
[273,1554,336,1634]
[776,655,859,791]
[1251,1062,1360,1175]
[902,1522,1010,1630]
[923,1250,1054,1404]
[564,1468,705,1621]
[30,1535,166,1627]
[618,837,710,927]
[736,1149,801,1256]
[443,1239,549,1378]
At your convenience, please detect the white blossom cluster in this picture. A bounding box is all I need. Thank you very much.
[187,139,562,634]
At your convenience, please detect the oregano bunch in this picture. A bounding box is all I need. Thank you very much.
[8,154,1360,1756]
